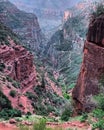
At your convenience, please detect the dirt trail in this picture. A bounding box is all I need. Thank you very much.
[47,121,90,130]
[0,123,17,130]
[0,121,91,130]
[22,85,33,94]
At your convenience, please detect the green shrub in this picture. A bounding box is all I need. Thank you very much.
[32,86,65,117]
[6,76,20,88]
[63,93,70,99]
[92,119,104,130]
[0,91,12,109]
[19,103,23,108]
[47,105,55,113]
[6,76,13,82]
[92,98,104,129]
[19,124,29,130]
[80,113,88,122]
[7,66,11,71]
[68,83,75,89]
[34,104,48,116]
[9,90,16,97]
[0,63,5,72]
[26,92,37,100]
[19,119,63,130]
[12,81,21,88]
[98,95,104,110]
[33,119,47,130]
[61,108,72,121]
[93,109,104,120]
[0,108,21,120]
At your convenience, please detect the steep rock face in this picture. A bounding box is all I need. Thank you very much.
[0,43,37,113]
[0,44,36,88]
[72,14,104,113]
[0,0,43,51]
[0,22,37,113]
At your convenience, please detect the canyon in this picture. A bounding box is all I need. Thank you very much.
[0,0,104,130]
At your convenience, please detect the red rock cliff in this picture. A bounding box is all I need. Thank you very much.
[72,14,104,113]
[0,39,37,113]
[0,42,37,89]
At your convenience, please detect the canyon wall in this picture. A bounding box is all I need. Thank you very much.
[72,14,104,113]
[0,0,43,52]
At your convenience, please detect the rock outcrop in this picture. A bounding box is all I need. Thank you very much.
[0,42,37,113]
[72,14,104,113]
[0,0,43,52]
[0,43,36,88]
[0,22,38,113]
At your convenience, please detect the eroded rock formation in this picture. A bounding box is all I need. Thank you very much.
[0,42,37,89]
[72,14,104,113]
[0,38,37,113]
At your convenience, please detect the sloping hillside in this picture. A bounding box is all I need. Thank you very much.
[0,22,66,119]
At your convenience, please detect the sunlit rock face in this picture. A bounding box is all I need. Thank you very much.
[72,14,104,114]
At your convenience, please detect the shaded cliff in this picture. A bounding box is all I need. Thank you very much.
[72,12,104,113]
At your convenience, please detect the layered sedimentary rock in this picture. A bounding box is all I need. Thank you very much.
[0,43,36,88]
[72,14,104,113]
[0,40,37,113]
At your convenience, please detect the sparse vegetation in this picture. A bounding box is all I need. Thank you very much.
[63,93,70,100]
[91,4,104,18]
[0,90,12,109]
[92,76,104,130]
[12,81,21,88]
[0,108,21,120]
[92,95,104,129]
[0,90,21,119]
[19,119,63,130]
[61,105,73,121]
[6,76,21,88]
[80,113,88,122]
[26,86,66,116]
[9,90,16,97]
[0,63,5,72]
[0,22,20,45]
